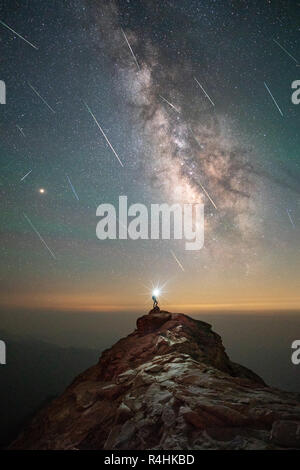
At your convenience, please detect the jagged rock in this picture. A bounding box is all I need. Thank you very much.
[137,312,171,334]
[10,311,300,450]
[148,306,161,314]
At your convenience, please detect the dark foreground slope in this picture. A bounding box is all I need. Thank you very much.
[10,310,300,450]
[0,331,99,448]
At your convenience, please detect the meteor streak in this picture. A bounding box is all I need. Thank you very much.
[20,169,32,181]
[159,95,180,113]
[170,249,185,272]
[23,213,56,259]
[286,209,295,228]
[273,39,299,65]
[0,19,38,50]
[16,125,26,137]
[121,28,140,71]
[264,82,283,117]
[28,83,55,114]
[66,175,79,201]
[83,101,124,167]
[198,180,217,210]
[194,77,215,106]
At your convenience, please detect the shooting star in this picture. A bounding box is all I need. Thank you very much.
[66,174,79,201]
[121,28,140,71]
[23,213,56,259]
[159,95,180,114]
[264,82,283,117]
[194,77,215,106]
[0,19,38,50]
[170,249,185,272]
[20,169,32,182]
[273,39,299,65]
[198,180,217,209]
[286,209,295,228]
[28,83,55,114]
[83,101,124,167]
[16,125,26,137]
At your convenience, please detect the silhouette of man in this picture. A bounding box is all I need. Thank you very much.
[152,294,158,309]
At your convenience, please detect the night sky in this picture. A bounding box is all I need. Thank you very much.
[0,0,299,313]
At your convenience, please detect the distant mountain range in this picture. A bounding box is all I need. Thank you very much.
[0,329,99,447]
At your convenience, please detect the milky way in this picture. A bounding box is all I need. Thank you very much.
[91,0,263,262]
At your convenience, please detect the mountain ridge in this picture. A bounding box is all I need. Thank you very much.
[10,309,300,450]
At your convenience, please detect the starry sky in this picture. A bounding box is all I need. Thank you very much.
[0,0,299,313]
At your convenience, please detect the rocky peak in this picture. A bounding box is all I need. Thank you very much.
[10,310,300,450]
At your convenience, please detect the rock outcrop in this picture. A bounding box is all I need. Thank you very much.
[10,310,300,450]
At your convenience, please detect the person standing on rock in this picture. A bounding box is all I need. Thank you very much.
[152,293,158,309]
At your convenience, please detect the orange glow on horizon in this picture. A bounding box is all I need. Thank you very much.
[1,292,299,314]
